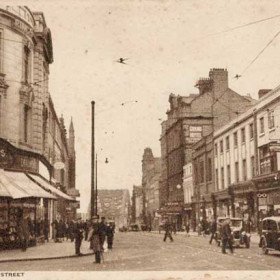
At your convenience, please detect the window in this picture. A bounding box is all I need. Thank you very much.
[260,117,264,134]
[267,220,277,231]
[234,132,238,147]
[220,140,223,153]
[215,169,219,190]
[23,46,30,83]
[251,156,255,177]
[221,167,225,189]
[250,123,254,139]
[241,128,245,143]
[243,159,247,181]
[268,110,275,129]
[226,136,229,150]
[206,157,212,182]
[214,143,218,156]
[227,165,231,186]
[24,105,29,142]
[235,162,239,183]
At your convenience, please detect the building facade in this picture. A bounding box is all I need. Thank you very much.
[159,68,256,230]
[0,6,78,248]
[96,189,130,230]
[213,86,280,230]
[131,185,143,225]
[141,148,161,229]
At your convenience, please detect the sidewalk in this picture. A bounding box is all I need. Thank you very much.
[0,239,93,263]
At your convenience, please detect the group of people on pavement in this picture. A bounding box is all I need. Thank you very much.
[73,216,115,264]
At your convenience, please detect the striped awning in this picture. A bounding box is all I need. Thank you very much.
[28,173,75,201]
[0,169,56,199]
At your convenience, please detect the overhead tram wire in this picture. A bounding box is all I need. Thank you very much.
[193,14,280,41]
[241,30,280,75]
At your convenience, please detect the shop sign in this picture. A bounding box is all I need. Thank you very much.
[13,155,39,173]
[257,193,267,198]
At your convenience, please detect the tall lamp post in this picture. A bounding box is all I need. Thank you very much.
[91,101,95,218]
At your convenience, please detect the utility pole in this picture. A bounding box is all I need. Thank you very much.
[91,101,95,218]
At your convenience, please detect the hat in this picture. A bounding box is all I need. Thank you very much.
[101,216,105,220]
[92,215,99,220]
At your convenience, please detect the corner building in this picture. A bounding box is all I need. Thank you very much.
[0,6,78,249]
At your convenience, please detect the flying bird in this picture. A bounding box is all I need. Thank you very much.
[233,74,242,79]
[115,58,129,64]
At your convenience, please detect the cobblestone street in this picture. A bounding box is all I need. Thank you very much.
[2,232,280,271]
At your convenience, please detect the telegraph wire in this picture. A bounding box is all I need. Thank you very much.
[241,30,280,75]
[196,14,280,40]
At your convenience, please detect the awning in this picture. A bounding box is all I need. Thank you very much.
[28,173,75,201]
[0,170,56,199]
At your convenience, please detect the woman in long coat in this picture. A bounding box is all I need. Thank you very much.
[88,217,101,263]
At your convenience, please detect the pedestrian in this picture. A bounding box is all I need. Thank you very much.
[43,219,49,242]
[221,217,233,254]
[74,218,84,256]
[17,210,30,252]
[163,219,174,242]
[51,219,59,243]
[88,216,102,264]
[209,218,217,244]
[98,217,107,252]
[84,219,90,241]
[106,222,115,250]
[185,221,190,237]
[69,220,75,242]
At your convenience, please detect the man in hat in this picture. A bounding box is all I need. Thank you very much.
[88,215,102,263]
[221,217,233,254]
[98,217,107,252]
[74,218,84,256]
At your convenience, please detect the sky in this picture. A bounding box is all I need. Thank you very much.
[7,0,280,212]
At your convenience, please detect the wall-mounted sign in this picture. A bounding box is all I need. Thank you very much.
[0,147,14,168]
[189,126,202,132]
[54,161,65,170]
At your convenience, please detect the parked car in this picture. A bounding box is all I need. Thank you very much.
[129,224,139,232]
[216,217,251,248]
[259,216,280,254]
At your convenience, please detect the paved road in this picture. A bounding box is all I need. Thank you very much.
[1,232,280,270]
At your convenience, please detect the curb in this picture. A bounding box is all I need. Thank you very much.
[0,252,94,263]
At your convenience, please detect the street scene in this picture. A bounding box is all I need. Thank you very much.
[0,1,280,275]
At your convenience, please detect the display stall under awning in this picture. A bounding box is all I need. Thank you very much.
[28,173,75,201]
[0,170,56,199]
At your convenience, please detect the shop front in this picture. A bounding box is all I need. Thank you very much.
[158,202,183,231]
[0,138,75,249]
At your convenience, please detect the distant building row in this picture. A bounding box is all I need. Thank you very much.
[132,68,280,231]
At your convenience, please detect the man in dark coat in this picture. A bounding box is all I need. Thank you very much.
[74,218,84,256]
[221,218,233,254]
[209,218,217,244]
[89,216,101,263]
[17,210,30,252]
[106,222,115,250]
[163,220,174,242]
[69,220,75,242]
[43,219,50,242]
[98,217,107,252]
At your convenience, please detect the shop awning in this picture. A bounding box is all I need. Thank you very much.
[28,174,75,201]
[0,170,56,199]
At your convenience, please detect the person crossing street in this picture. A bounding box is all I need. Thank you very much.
[221,217,234,254]
[163,219,174,242]
[74,218,84,256]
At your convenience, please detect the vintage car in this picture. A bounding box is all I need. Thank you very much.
[259,216,280,254]
[129,224,139,232]
[216,217,251,248]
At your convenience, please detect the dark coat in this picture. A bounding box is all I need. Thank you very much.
[221,222,232,240]
[210,220,217,233]
[74,223,84,240]
[89,223,101,253]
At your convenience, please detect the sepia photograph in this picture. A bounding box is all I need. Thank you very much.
[0,0,279,279]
